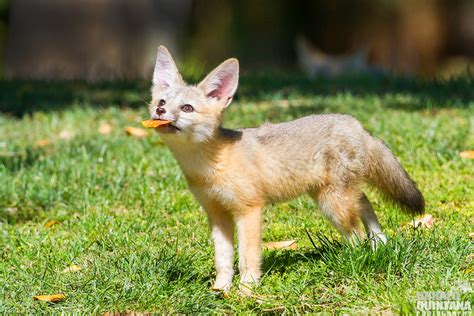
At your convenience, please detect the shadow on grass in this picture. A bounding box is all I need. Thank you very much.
[262,232,342,275]
[0,147,44,172]
[0,73,472,116]
[0,148,48,223]
[0,203,45,224]
[0,140,108,223]
[240,72,473,112]
[261,229,453,279]
[0,80,150,116]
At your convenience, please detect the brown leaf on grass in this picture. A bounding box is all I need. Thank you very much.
[98,123,113,135]
[466,254,474,263]
[5,207,18,216]
[263,240,297,250]
[0,152,17,158]
[459,150,474,159]
[61,264,81,273]
[262,306,286,313]
[103,312,151,316]
[59,130,74,140]
[113,208,129,215]
[44,220,60,228]
[125,127,148,138]
[33,294,66,302]
[36,139,51,147]
[411,214,434,229]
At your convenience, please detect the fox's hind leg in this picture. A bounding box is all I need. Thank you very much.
[359,193,387,249]
[311,187,364,243]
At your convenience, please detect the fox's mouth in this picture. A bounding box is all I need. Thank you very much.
[156,122,181,133]
[168,123,181,131]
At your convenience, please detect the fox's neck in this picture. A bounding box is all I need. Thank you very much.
[163,127,242,179]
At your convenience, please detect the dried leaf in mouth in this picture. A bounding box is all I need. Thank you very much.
[141,120,172,128]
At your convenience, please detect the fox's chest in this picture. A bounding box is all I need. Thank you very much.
[173,149,260,210]
[185,169,236,200]
[184,168,257,211]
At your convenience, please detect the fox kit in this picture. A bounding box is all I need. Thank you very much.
[149,46,424,294]
[295,36,385,77]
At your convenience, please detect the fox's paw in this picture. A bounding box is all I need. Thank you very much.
[239,274,259,296]
[211,276,232,295]
[368,232,388,250]
[211,287,231,298]
[238,282,254,296]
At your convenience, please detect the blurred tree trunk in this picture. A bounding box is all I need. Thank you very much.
[188,0,298,70]
[5,0,191,80]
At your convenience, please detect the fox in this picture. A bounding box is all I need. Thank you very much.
[295,36,385,77]
[148,46,425,294]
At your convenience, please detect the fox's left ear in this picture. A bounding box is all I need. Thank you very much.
[198,58,239,108]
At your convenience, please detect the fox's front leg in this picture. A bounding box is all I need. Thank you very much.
[206,207,234,293]
[236,208,262,295]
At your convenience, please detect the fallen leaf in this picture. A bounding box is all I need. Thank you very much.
[103,312,151,316]
[98,123,113,135]
[59,130,74,140]
[0,151,17,157]
[36,139,51,147]
[141,119,172,128]
[412,214,434,229]
[125,127,148,138]
[113,208,129,215]
[467,254,474,263]
[469,232,474,240]
[4,207,18,216]
[262,306,286,313]
[459,150,474,159]
[263,240,297,250]
[61,264,81,273]
[44,220,60,228]
[33,294,66,302]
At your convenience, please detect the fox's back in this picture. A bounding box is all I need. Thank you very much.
[234,114,371,202]
[245,114,367,149]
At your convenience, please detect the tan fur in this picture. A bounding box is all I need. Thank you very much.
[149,46,424,294]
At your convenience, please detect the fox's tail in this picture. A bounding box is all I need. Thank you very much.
[366,138,425,214]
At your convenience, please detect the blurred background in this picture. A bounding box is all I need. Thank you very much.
[0,0,473,80]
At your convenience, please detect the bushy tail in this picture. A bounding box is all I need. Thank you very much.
[366,138,425,214]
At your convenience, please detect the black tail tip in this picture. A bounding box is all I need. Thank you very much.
[401,190,425,215]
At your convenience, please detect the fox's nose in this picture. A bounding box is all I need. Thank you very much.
[156,107,166,115]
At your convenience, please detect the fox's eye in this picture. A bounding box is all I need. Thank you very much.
[181,104,194,113]
[159,99,166,106]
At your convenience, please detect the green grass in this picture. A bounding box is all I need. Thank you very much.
[0,74,473,313]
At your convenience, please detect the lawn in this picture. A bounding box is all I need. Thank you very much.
[0,74,473,314]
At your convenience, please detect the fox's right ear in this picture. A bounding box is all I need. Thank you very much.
[152,46,182,91]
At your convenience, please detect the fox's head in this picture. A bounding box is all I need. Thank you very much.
[149,46,239,143]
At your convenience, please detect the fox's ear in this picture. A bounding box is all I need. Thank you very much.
[153,46,182,90]
[198,58,239,107]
